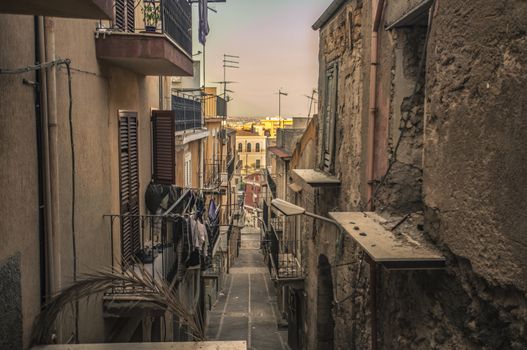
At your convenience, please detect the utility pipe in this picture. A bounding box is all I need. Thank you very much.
[366,2,385,350]
[37,16,54,301]
[44,16,62,296]
[366,0,385,211]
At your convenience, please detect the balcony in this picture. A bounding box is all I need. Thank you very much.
[103,189,224,314]
[0,0,113,19]
[95,0,193,76]
[203,156,235,191]
[261,222,304,281]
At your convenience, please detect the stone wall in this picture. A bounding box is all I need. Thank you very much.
[305,0,527,349]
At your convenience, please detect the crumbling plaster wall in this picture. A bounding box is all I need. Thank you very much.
[310,0,527,349]
[317,1,365,210]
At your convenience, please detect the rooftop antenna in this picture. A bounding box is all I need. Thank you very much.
[304,89,318,118]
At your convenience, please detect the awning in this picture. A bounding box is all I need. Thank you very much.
[292,169,340,187]
[385,0,433,30]
[268,146,292,160]
[289,182,303,193]
[329,212,445,270]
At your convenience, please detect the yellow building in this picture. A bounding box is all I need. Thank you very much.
[236,130,267,176]
[251,117,293,137]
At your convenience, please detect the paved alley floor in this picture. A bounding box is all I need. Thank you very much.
[206,226,289,350]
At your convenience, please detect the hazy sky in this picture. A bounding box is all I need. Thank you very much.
[192,0,333,118]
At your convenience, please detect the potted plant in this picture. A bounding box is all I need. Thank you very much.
[143,1,160,33]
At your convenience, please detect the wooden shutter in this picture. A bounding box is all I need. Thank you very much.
[152,110,176,184]
[119,111,140,266]
[115,0,135,32]
[323,62,338,173]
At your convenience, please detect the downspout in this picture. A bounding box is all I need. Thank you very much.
[366,0,385,211]
[34,16,46,307]
[366,2,384,350]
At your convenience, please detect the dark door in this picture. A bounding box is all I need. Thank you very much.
[119,111,140,266]
[288,288,306,350]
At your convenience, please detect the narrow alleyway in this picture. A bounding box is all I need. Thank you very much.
[207,226,289,350]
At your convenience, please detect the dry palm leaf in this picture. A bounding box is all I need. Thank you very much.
[31,264,205,345]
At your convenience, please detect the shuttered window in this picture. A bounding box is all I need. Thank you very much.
[119,111,140,266]
[152,110,176,184]
[322,61,338,173]
[115,0,135,32]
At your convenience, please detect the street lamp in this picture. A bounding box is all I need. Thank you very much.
[271,198,337,225]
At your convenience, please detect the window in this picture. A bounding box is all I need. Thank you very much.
[152,110,176,184]
[255,143,260,152]
[118,111,140,265]
[322,61,338,173]
[238,142,243,152]
[115,0,135,32]
[247,143,252,152]
[255,159,261,169]
[184,153,192,188]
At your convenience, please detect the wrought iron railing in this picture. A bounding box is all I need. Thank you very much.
[262,228,303,280]
[106,0,192,57]
[103,190,226,294]
[270,216,283,232]
[227,155,235,180]
[172,95,202,131]
[204,158,231,189]
[265,169,277,199]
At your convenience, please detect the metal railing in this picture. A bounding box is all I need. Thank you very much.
[270,216,283,232]
[106,0,192,57]
[172,95,202,131]
[262,228,303,280]
[203,155,235,188]
[103,190,227,294]
[265,169,277,199]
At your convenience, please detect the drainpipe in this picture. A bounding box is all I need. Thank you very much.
[39,17,63,342]
[366,0,385,211]
[366,2,384,350]
[34,16,47,307]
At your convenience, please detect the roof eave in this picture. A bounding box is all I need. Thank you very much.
[312,0,348,30]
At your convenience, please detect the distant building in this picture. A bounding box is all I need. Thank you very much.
[236,130,267,176]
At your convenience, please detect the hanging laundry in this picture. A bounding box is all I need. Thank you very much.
[208,198,217,221]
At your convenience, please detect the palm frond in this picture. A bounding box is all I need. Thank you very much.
[31,265,205,345]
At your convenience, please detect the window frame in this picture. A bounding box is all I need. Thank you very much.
[321,61,338,174]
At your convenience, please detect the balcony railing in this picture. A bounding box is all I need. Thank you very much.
[108,0,192,57]
[104,190,223,295]
[204,158,229,189]
[172,95,202,132]
[262,225,303,280]
[265,169,277,199]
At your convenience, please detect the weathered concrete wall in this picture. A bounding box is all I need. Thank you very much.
[306,0,527,349]
[317,1,366,210]
[1,14,163,346]
[0,14,44,349]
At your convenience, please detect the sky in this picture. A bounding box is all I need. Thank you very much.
[191,0,333,118]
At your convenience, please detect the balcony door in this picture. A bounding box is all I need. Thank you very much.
[118,111,140,266]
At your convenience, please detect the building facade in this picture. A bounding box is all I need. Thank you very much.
[0,1,237,348]
[261,0,527,349]
[236,130,267,176]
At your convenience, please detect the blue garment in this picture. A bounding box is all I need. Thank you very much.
[198,0,209,45]
[208,198,217,221]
